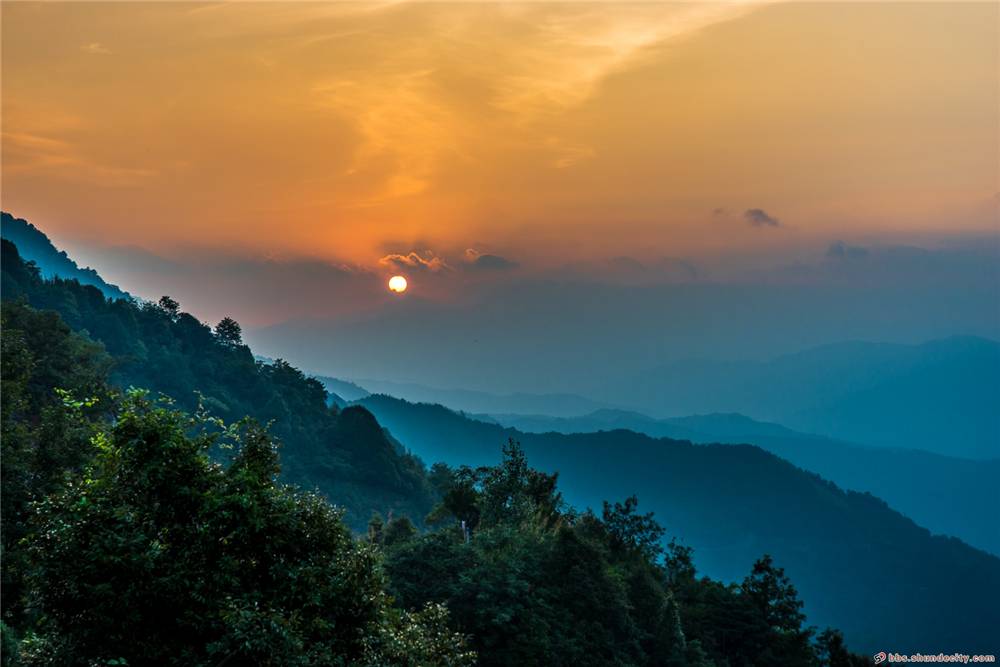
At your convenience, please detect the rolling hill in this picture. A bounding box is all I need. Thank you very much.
[357,393,1000,654]
[490,409,1000,556]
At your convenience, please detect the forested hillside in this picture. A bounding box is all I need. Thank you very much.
[1,239,434,531]
[0,299,473,664]
[490,409,1000,556]
[1,213,129,301]
[358,393,1000,654]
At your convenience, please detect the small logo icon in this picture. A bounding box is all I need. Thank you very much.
[874,652,887,665]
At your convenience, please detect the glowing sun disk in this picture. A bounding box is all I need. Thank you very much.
[388,275,408,293]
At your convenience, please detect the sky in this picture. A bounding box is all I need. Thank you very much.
[2,1,998,391]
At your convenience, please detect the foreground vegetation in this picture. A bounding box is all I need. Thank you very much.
[1,238,869,664]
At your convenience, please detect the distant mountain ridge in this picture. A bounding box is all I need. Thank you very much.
[488,409,1000,556]
[609,336,1000,458]
[311,375,1000,555]
[1,211,130,301]
[355,393,1000,654]
[314,335,1000,460]
[334,377,612,418]
[312,374,372,403]
[489,409,799,441]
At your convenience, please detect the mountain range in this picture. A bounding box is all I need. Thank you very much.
[308,374,999,556]
[606,337,1000,459]
[484,409,1000,557]
[309,333,1000,460]
[325,376,612,418]
[355,393,1000,654]
[5,212,999,655]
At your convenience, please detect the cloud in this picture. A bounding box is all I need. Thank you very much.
[826,241,870,261]
[463,249,519,271]
[379,251,449,273]
[712,207,728,217]
[1,130,155,187]
[307,2,769,201]
[81,42,112,55]
[744,208,781,228]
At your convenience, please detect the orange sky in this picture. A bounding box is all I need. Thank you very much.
[2,1,997,273]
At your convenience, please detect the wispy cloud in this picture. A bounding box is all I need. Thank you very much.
[2,131,155,187]
[306,1,771,201]
[81,42,112,55]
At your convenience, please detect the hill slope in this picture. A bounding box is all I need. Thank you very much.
[1,238,435,530]
[357,393,1000,654]
[491,410,1000,556]
[1,211,130,301]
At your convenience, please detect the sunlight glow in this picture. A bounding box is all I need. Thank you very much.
[388,275,408,293]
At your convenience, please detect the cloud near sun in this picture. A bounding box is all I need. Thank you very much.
[378,248,519,274]
[378,251,450,274]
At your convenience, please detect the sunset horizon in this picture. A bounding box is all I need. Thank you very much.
[2,1,998,664]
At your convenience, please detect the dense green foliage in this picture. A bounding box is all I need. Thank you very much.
[0,293,471,664]
[19,392,472,666]
[1,239,434,530]
[1,301,113,627]
[378,441,854,666]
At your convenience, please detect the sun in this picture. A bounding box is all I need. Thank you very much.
[388,275,408,293]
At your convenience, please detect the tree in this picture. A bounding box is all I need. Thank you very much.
[739,554,815,665]
[816,628,869,667]
[157,295,180,319]
[602,495,665,560]
[214,316,242,347]
[368,512,386,544]
[22,391,471,666]
[479,439,532,527]
[665,537,697,585]
[383,515,417,547]
[429,466,481,532]
[741,555,807,633]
